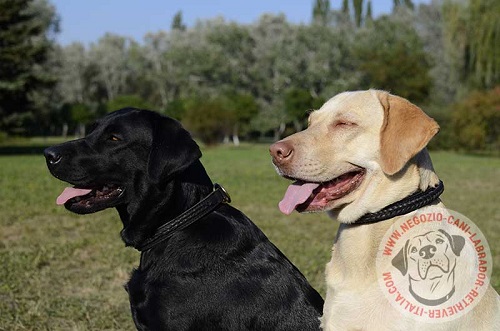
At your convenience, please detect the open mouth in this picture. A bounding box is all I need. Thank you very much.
[56,184,124,214]
[279,169,365,215]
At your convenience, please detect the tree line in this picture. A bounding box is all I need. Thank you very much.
[0,0,498,150]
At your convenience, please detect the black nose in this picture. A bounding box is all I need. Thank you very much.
[44,147,62,165]
[419,245,437,259]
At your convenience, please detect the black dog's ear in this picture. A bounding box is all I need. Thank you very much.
[147,115,202,184]
[392,240,409,276]
[438,229,465,256]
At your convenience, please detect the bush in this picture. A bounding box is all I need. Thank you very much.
[283,88,325,131]
[164,99,186,120]
[70,103,93,124]
[183,98,227,145]
[105,95,154,112]
[0,131,7,143]
[182,93,259,145]
[451,87,500,151]
[425,104,455,151]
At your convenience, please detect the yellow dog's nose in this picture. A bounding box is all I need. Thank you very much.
[270,140,294,165]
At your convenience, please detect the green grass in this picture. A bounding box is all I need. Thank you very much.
[0,145,498,330]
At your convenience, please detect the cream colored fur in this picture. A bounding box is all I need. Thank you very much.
[276,90,500,330]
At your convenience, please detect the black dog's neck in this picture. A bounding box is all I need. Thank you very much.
[118,160,213,248]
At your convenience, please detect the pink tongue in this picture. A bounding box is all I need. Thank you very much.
[56,187,92,205]
[279,182,320,215]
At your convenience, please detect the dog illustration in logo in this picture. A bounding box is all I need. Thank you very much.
[392,229,465,306]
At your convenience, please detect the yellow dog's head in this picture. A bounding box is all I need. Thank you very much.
[270,90,440,223]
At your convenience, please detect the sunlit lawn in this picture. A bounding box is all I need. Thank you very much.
[0,144,498,330]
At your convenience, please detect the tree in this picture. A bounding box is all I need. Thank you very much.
[221,92,258,145]
[414,1,458,105]
[88,33,134,101]
[342,0,349,14]
[366,1,373,21]
[171,11,186,31]
[143,31,172,109]
[58,43,89,104]
[393,0,414,10]
[0,0,59,133]
[312,0,331,25]
[339,0,373,28]
[249,15,297,138]
[284,88,315,132]
[293,24,358,100]
[353,0,364,28]
[443,0,500,90]
[353,16,432,102]
[203,20,256,96]
[56,41,112,136]
[163,18,241,99]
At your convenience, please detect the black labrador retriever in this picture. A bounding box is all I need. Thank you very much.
[44,108,324,330]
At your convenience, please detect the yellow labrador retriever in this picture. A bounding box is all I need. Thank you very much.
[270,90,500,330]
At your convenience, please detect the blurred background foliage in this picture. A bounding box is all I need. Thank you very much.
[0,0,498,151]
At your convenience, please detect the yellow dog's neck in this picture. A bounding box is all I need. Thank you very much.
[327,149,441,288]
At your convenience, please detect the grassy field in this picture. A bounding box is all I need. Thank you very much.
[0,144,499,330]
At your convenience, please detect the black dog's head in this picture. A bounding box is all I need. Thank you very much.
[45,108,202,215]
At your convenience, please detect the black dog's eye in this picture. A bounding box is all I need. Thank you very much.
[109,134,121,142]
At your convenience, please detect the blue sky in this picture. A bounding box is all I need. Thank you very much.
[51,0,430,45]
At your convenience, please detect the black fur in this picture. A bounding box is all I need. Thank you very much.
[44,108,324,330]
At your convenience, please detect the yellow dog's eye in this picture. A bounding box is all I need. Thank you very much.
[336,121,356,127]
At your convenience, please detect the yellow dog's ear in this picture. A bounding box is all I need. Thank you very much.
[377,91,440,175]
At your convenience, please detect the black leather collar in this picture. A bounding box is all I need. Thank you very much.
[353,181,444,225]
[137,184,231,252]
